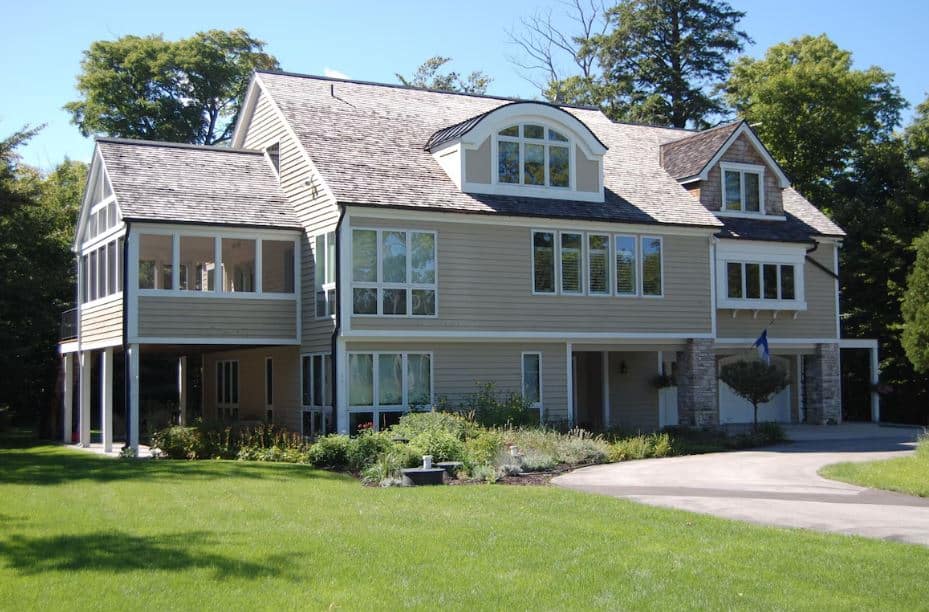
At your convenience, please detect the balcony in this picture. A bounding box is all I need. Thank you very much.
[61,308,78,341]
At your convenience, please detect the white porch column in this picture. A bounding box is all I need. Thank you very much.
[566,343,574,427]
[178,356,188,425]
[78,351,91,447]
[336,338,348,434]
[601,351,610,429]
[870,345,881,423]
[128,343,140,450]
[62,354,73,443]
[101,348,114,452]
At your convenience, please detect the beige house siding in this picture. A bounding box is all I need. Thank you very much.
[349,215,713,335]
[717,242,839,339]
[698,133,784,215]
[345,341,569,423]
[607,351,659,431]
[575,146,599,192]
[137,297,296,340]
[203,346,301,430]
[81,299,122,344]
[464,138,491,184]
[241,87,339,353]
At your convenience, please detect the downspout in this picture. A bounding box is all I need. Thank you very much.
[122,222,131,451]
[805,241,840,281]
[329,206,347,434]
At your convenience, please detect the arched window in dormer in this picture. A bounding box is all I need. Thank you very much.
[496,124,571,188]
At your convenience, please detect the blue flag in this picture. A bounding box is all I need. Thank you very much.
[753,329,771,365]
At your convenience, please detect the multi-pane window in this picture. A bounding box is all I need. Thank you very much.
[532,230,664,297]
[351,229,437,316]
[81,237,123,303]
[348,352,433,432]
[84,197,121,242]
[301,353,332,438]
[722,165,763,213]
[315,232,336,317]
[497,124,570,188]
[521,352,542,414]
[216,360,239,419]
[726,262,796,301]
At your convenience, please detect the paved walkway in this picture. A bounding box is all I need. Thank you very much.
[553,424,929,546]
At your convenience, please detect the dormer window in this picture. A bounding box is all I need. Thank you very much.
[721,162,763,213]
[497,124,570,188]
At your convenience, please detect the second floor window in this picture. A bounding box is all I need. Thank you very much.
[352,229,436,316]
[727,262,796,302]
[497,124,570,188]
[722,163,763,213]
[315,231,336,317]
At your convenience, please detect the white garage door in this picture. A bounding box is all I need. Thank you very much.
[718,356,792,424]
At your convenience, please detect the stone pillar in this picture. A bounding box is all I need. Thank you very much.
[101,348,113,453]
[676,339,718,427]
[79,351,91,447]
[803,343,841,424]
[62,354,73,443]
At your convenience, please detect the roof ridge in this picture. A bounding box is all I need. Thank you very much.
[95,136,263,154]
[255,69,602,111]
[662,120,743,146]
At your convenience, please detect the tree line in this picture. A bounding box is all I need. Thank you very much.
[2,1,927,431]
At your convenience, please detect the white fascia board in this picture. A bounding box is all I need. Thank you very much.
[343,330,713,342]
[698,123,790,188]
[231,76,261,148]
[431,142,462,189]
[130,222,301,239]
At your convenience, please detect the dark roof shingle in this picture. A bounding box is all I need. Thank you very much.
[659,121,742,180]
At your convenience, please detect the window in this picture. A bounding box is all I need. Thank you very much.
[641,237,663,296]
[179,236,215,292]
[351,229,436,316]
[314,232,336,316]
[107,241,117,294]
[266,143,280,176]
[138,234,173,290]
[348,352,433,431]
[301,353,332,437]
[496,124,570,188]
[216,360,239,419]
[615,236,636,295]
[265,357,273,407]
[262,240,294,294]
[722,164,763,213]
[560,233,583,294]
[221,238,255,293]
[532,231,556,294]
[89,250,98,300]
[588,234,610,295]
[521,352,542,415]
[726,261,797,302]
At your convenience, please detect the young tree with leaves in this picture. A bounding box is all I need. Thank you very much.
[65,29,279,145]
[719,359,789,428]
[396,57,491,94]
[902,231,929,373]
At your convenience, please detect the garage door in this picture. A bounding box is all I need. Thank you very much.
[718,355,791,424]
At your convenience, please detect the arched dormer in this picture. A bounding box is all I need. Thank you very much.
[426,102,607,203]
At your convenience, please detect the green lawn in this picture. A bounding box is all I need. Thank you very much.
[820,435,929,498]
[2,436,928,611]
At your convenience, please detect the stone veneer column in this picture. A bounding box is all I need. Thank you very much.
[676,339,719,427]
[803,343,841,424]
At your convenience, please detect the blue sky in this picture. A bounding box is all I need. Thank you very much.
[3,0,927,170]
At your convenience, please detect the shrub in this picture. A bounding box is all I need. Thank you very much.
[389,410,480,441]
[151,425,205,460]
[236,424,310,463]
[755,422,786,444]
[608,432,673,463]
[408,429,468,463]
[464,382,539,428]
[651,432,673,457]
[308,434,352,469]
[465,430,506,466]
[469,463,498,483]
[505,427,609,466]
[347,431,397,472]
[519,449,557,472]
[360,448,409,487]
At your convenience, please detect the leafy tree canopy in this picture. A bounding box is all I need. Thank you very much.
[65,29,279,145]
[719,359,788,427]
[902,231,929,372]
[724,34,905,202]
[396,56,491,94]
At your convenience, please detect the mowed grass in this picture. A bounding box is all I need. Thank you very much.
[821,434,929,498]
[2,436,928,611]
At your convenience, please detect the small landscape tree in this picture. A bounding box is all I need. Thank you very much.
[719,359,789,429]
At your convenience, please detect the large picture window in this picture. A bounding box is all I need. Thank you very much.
[351,229,437,316]
[726,261,796,302]
[722,163,763,213]
[348,352,433,432]
[497,124,571,188]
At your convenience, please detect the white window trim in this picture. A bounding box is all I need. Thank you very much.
[494,123,574,190]
[314,231,337,319]
[715,240,807,310]
[81,234,125,307]
[587,233,612,297]
[346,351,434,431]
[520,351,543,421]
[640,236,665,299]
[216,359,240,416]
[559,232,585,295]
[350,228,438,318]
[301,352,333,409]
[719,162,765,216]
[531,229,665,299]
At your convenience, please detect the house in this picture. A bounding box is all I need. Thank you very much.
[58,70,880,451]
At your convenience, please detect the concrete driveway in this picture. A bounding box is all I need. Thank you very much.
[553,424,929,546]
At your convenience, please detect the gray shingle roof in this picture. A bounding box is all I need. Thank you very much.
[96,138,300,229]
[715,189,845,242]
[256,71,723,229]
[659,121,741,180]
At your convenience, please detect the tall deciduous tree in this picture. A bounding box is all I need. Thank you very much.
[396,57,491,94]
[724,34,904,203]
[65,29,279,145]
[902,231,929,373]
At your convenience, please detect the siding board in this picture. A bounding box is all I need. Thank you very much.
[138,297,296,339]
[81,299,123,344]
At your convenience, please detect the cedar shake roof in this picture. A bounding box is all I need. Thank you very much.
[659,121,742,180]
[96,138,300,229]
[255,71,723,229]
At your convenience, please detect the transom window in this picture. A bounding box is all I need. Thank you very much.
[352,228,437,317]
[721,163,763,213]
[726,262,796,301]
[348,352,433,433]
[532,230,663,297]
[497,124,570,188]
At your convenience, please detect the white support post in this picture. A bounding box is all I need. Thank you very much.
[566,343,574,428]
[335,338,348,434]
[870,346,881,423]
[128,344,140,450]
[601,351,610,429]
[178,356,188,426]
[63,354,73,443]
[101,348,113,452]
[79,351,91,447]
